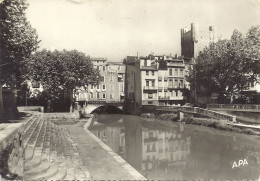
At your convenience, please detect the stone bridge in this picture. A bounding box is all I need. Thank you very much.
[156,106,236,122]
[79,101,124,114]
[207,104,260,113]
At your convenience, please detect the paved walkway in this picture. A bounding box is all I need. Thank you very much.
[63,121,146,180]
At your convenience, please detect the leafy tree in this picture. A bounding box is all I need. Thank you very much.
[187,27,260,104]
[29,49,100,112]
[0,0,39,119]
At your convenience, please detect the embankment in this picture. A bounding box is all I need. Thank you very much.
[141,112,260,136]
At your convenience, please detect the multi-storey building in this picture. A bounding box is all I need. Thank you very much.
[125,54,188,113]
[75,58,125,108]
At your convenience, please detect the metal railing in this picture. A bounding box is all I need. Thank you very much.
[207,104,260,110]
[179,107,236,122]
[143,86,158,90]
[168,85,184,89]
[156,106,236,122]
[158,96,170,100]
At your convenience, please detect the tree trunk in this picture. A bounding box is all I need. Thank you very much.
[0,84,4,123]
[230,93,234,104]
[69,89,73,113]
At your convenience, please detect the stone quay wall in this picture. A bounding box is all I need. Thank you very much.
[18,106,44,113]
[0,123,25,180]
[43,112,79,120]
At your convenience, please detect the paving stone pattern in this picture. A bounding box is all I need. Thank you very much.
[23,114,90,180]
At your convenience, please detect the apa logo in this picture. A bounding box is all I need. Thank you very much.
[232,159,248,169]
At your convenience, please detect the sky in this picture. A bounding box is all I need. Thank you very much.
[26,0,260,61]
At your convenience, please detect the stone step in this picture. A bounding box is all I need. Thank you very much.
[24,161,50,178]
[25,156,42,171]
[47,168,67,181]
[23,116,38,133]
[35,119,47,147]
[26,164,59,180]
[27,119,45,145]
[42,121,51,152]
[24,120,46,161]
[50,122,56,152]
[23,117,42,147]
[55,125,63,157]
[25,146,35,161]
[42,121,52,160]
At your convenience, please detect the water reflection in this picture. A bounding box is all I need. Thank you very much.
[90,114,260,180]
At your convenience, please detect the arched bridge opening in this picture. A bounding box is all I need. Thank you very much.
[91,105,124,114]
[79,101,124,115]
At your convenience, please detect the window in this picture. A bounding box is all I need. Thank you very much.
[148,101,153,104]
[110,93,113,99]
[158,76,162,81]
[118,66,121,70]
[120,84,124,92]
[176,90,178,97]
[174,69,178,76]
[102,92,106,99]
[97,92,100,99]
[148,93,153,99]
[152,71,154,76]
[180,80,183,88]
[169,68,172,76]
[100,76,105,82]
[97,84,100,89]
[90,92,94,99]
[90,84,94,89]
[180,69,183,77]
[148,132,153,137]
[152,81,155,87]
[147,144,150,152]
[146,81,149,86]
[146,71,149,75]
[175,80,178,88]
[97,66,99,71]
[103,66,106,71]
[102,84,106,90]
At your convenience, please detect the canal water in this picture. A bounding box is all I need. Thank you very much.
[89,114,260,180]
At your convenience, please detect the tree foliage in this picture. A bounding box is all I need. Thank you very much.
[0,0,39,86]
[186,26,260,103]
[29,49,100,111]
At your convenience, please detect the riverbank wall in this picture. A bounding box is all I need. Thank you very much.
[0,110,39,180]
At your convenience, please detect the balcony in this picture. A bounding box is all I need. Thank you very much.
[169,96,183,100]
[168,85,184,89]
[158,96,170,100]
[167,62,185,67]
[158,87,163,90]
[143,86,158,90]
[141,65,157,70]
